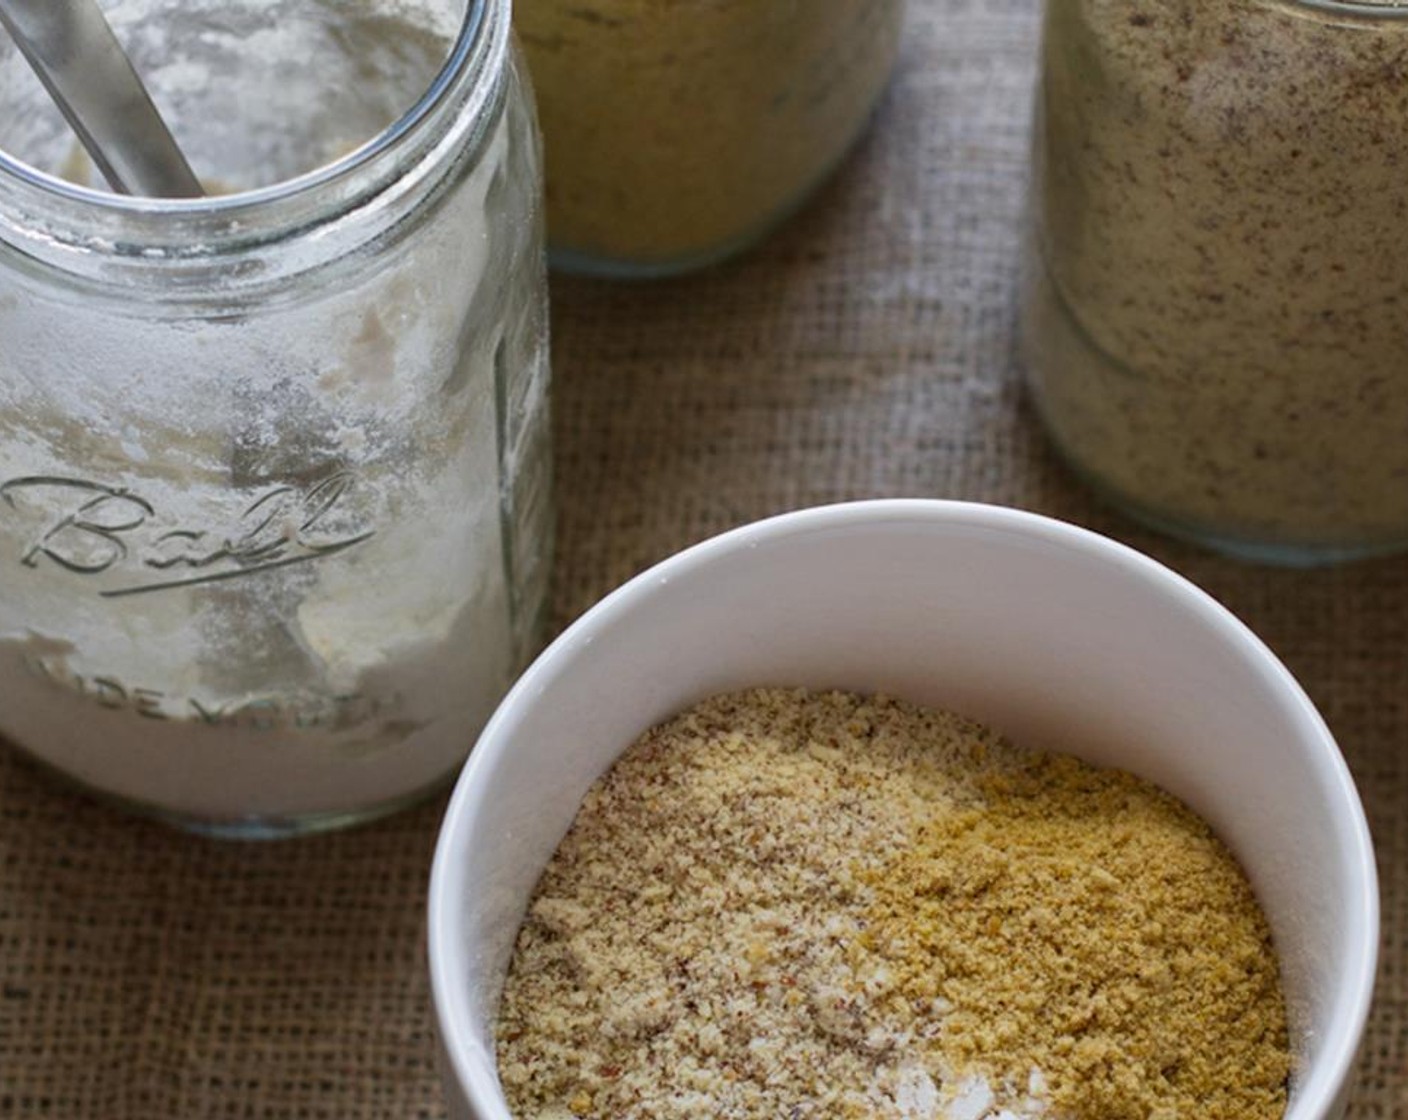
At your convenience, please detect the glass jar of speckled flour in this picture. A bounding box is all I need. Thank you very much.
[1023,0,1408,565]
[0,0,551,835]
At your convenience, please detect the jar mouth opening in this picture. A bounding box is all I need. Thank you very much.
[0,0,489,215]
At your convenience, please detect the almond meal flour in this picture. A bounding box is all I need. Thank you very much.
[494,688,1289,1119]
[1024,0,1408,558]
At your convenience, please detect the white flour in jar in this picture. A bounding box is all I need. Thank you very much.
[0,0,551,828]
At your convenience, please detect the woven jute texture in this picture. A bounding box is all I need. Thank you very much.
[2,1,1405,1116]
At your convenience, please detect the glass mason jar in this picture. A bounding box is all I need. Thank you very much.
[516,0,906,277]
[0,0,552,835]
[1023,0,1408,565]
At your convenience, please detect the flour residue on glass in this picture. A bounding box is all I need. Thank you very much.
[0,0,552,828]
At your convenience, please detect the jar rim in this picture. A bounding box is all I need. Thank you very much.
[1289,0,1408,18]
[0,0,491,217]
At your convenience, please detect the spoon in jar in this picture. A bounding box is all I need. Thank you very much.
[0,0,203,197]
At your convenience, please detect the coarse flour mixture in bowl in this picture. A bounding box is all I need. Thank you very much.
[429,501,1378,1120]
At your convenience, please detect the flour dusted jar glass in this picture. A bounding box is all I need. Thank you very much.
[0,0,551,835]
[517,0,905,276]
[1023,0,1408,564]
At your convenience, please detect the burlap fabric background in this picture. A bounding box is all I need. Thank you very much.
[1,1,1404,1116]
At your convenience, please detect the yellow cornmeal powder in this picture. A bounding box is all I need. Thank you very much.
[495,688,1289,1119]
[515,1,904,269]
[861,753,1290,1120]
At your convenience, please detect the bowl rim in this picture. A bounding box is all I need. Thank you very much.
[428,498,1380,1119]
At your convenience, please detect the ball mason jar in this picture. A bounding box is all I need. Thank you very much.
[1023,0,1408,565]
[516,0,905,277]
[0,0,552,835]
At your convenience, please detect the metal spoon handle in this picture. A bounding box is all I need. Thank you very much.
[0,0,202,197]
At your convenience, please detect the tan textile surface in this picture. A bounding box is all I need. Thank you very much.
[1,1,1405,1116]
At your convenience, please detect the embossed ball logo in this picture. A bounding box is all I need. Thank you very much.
[0,469,375,598]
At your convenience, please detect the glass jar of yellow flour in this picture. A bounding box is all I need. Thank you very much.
[516,0,905,277]
[0,0,551,835]
[1023,0,1408,565]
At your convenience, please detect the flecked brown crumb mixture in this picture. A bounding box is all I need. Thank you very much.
[494,688,1289,1120]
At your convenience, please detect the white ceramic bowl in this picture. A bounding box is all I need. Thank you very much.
[429,500,1379,1120]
